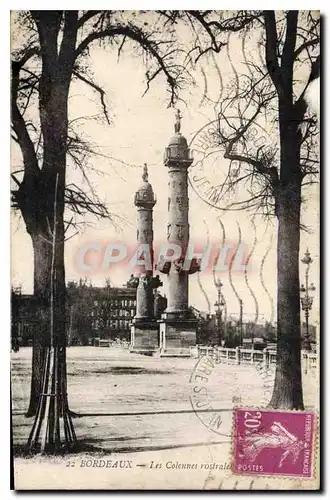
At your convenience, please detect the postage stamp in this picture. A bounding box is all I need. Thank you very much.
[232,409,316,478]
[10,9,320,492]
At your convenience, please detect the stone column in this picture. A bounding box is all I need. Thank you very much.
[135,203,154,319]
[130,165,160,355]
[167,166,189,313]
[157,111,199,357]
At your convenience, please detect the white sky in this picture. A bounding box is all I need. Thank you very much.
[10,16,320,326]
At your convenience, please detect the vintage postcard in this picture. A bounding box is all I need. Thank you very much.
[11,10,320,490]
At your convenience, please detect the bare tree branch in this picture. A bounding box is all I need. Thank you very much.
[186,11,227,62]
[294,37,319,59]
[75,23,183,105]
[281,10,298,95]
[77,11,102,29]
[72,70,110,124]
[11,60,39,174]
[263,11,284,97]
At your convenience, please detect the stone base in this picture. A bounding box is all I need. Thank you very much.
[158,314,197,357]
[130,319,159,355]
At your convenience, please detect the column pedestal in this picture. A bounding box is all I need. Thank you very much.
[130,319,159,355]
[158,312,197,357]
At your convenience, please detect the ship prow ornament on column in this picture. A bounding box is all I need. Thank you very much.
[130,164,162,355]
[157,111,199,357]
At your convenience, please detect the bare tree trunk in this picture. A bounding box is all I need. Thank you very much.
[24,10,77,420]
[270,187,303,408]
[28,174,76,452]
[24,201,68,417]
[270,112,304,409]
[26,223,67,417]
[26,234,51,417]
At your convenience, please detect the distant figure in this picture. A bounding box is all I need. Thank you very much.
[154,291,167,319]
[12,336,19,352]
[142,163,148,182]
[126,274,139,288]
[175,109,182,134]
[152,274,163,289]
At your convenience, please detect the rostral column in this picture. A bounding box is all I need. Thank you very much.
[157,111,199,356]
[130,164,162,354]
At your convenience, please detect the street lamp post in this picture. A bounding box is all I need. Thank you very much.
[239,299,243,346]
[300,249,316,351]
[214,278,225,346]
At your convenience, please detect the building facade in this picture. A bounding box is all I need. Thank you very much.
[11,286,317,349]
[12,282,138,346]
[67,282,137,344]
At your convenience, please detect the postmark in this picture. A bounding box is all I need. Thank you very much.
[189,354,228,436]
[189,351,272,438]
[232,408,316,477]
[188,115,273,212]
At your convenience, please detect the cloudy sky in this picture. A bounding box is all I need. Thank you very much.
[11,13,319,326]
